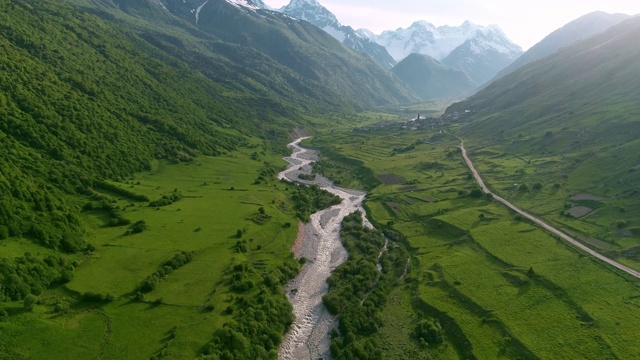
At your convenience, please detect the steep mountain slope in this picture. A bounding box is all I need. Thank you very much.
[0,0,267,247]
[442,26,522,85]
[392,54,476,100]
[447,16,640,236]
[0,0,416,302]
[277,0,397,69]
[158,0,416,106]
[492,11,631,82]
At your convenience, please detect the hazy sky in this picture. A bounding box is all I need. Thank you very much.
[264,0,640,50]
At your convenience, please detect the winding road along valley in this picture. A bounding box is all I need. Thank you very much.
[277,138,374,360]
[460,140,640,280]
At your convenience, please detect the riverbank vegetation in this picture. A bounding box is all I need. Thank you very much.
[0,142,342,359]
[323,212,408,359]
[309,116,640,359]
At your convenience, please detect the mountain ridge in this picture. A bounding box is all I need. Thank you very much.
[490,11,631,83]
[447,16,640,200]
[274,0,398,69]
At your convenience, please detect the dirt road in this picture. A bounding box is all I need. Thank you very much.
[460,140,640,280]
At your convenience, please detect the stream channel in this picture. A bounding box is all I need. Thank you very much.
[277,137,375,360]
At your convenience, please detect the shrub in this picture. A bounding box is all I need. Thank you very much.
[414,318,443,346]
[130,220,147,234]
[469,188,484,198]
[23,295,38,311]
[532,183,543,190]
[0,307,8,321]
[616,220,627,228]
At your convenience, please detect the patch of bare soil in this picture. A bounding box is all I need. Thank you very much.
[377,173,405,185]
[566,206,593,218]
[570,193,604,201]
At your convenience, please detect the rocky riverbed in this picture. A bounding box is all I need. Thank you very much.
[278,138,373,360]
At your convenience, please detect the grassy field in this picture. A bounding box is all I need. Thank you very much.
[310,116,640,360]
[0,141,303,359]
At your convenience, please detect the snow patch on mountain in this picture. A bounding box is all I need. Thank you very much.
[355,28,375,40]
[154,0,169,11]
[322,26,346,42]
[469,26,522,57]
[195,0,208,25]
[225,0,259,11]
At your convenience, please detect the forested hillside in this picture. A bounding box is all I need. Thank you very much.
[0,0,418,259]
[0,0,260,253]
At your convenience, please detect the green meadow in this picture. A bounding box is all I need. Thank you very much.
[310,118,640,359]
[0,142,304,359]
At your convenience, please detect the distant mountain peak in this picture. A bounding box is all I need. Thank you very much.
[376,20,490,61]
[281,0,339,27]
[278,0,397,69]
[287,0,321,6]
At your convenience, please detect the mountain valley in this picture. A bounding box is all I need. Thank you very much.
[1,0,640,359]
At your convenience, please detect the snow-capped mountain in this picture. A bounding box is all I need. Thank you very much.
[271,0,397,69]
[442,25,523,85]
[373,20,486,62]
[367,20,522,85]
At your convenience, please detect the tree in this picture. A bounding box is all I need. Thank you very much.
[527,267,536,278]
[478,213,486,221]
[616,220,627,228]
[23,294,38,311]
[414,318,443,346]
[469,188,484,198]
[518,184,529,192]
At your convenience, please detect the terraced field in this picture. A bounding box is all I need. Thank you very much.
[310,123,640,359]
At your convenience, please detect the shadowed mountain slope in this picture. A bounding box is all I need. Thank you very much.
[392,54,477,101]
[491,11,631,83]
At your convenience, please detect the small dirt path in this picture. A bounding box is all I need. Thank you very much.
[459,140,640,280]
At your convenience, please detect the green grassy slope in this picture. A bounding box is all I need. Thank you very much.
[82,0,418,110]
[446,16,640,255]
[492,11,631,82]
[0,145,310,359]
[0,0,255,250]
[309,120,640,360]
